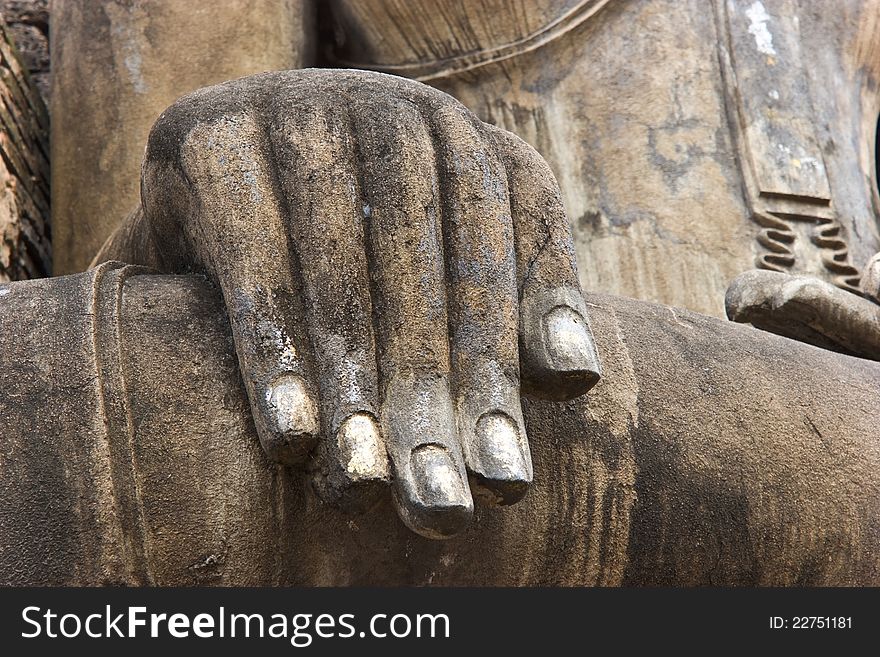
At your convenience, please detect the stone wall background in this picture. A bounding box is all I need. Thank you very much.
[0,0,48,104]
[0,0,50,281]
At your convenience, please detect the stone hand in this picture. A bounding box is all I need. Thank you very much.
[726,254,880,360]
[124,70,600,538]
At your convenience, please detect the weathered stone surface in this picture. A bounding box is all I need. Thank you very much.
[46,0,880,360]
[11,0,880,583]
[326,0,880,316]
[727,269,880,358]
[50,0,316,274]
[49,1,880,315]
[0,16,49,282]
[1,268,877,585]
[0,1,48,103]
[96,69,601,538]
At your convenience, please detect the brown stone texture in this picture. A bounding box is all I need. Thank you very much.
[0,1,48,104]
[1,0,876,583]
[0,17,49,282]
[1,267,878,585]
[96,69,601,537]
[50,0,316,274]
[326,0,880,318]
[727,269,880,358]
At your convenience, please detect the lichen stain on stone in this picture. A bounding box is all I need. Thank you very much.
[745,1,777,56]
[265,373,318,435]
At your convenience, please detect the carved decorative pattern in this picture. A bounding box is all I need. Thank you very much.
[716,0,862,293]
[753,210,861,293]
[813,216,862,292]
[753,211,795,272]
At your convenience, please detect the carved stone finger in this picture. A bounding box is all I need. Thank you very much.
[147,110,321,465]
[266,91,390,512]
[726,268,880,360]
[354,91,473,539]
[487,125,602,401]
[431,104,531,505]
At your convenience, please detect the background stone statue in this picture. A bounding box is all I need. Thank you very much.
[46,0,880,358]
[0,0,878,582]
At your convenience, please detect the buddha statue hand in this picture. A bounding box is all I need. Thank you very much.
[101,69,601,538]
[725,254,880,360]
